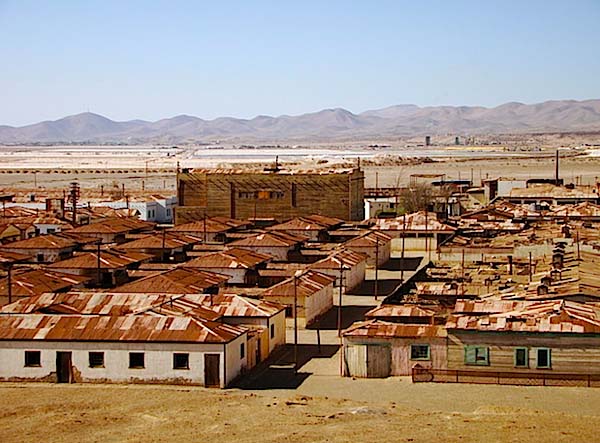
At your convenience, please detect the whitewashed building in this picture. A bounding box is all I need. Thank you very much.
[0,314,247,387]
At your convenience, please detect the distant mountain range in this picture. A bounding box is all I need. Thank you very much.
[2,99,600,144]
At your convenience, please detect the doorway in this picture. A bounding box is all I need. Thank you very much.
[204,354,221,387]
[56,352,72,383]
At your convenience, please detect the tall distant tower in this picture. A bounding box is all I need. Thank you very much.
[455,136,460,145]
[425,135,431,146]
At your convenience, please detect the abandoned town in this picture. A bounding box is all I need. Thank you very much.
[3,1,600,442]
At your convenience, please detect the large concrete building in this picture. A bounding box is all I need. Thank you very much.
[176,167,365,223]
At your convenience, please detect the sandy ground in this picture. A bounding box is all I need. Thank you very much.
[0,381,599,443]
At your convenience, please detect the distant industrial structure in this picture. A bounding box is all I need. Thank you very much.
[176,165,365,223]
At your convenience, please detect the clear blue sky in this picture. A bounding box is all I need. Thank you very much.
[1,0,600,126]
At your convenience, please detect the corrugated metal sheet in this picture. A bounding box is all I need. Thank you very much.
[343,320,447,338]
[48,250,152,270]
[0,314,245,343]
[261,270,335,298]
[183,248,272,269]
[447,300,600,333]
[112,268,230,293]
[2,234,77,250]
[229,231,307,248]
[372,211,456,232]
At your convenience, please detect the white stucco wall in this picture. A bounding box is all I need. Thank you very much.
[0,339,246,388]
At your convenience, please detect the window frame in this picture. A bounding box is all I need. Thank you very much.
[128,352,145,369]
[24,350,41,367]
[536,347,552,369]
[173,353,190,370]
[410,344,431,361]
[514,347,529,368]
[88,351,105,368]
[464,345,490,366]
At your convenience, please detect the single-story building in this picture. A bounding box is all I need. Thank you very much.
[227,231,307,262]
[1,234,78,263]
[343,320,447,377]
[0,314,247,387]
[446,300,600,374]
[308,249,366,292]
[260,270,335,326]
[343,230,392,267]
[182,248,272,285]
[47,250,153,288]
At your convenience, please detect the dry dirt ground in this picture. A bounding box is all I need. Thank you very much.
[2,154,600,203]
[0,381,599,443]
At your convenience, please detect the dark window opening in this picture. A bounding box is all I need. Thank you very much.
[173,353,189,370]
[25,350,41,367]
[537,348,551,368]
[270,324,275,339]
[410,344,430,360]
[89,352,105,368]
[514,348,528,367]
[240,343,245,359]
[129,352,145,369]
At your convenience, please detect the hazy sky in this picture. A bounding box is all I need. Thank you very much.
[2,0,600,126]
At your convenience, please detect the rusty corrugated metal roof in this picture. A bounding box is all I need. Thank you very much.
[48,250,152,270]
[447,300,600,334]
[261,270,335,298]
[0,270,90,297]
[372,211,456,232]
[67,217,155,235]
[229,231,307,248]
[343,319,447,338]
[308,249,366,270]
[2,234,77,250]
[0,314,245,343]
[366,304,443,318]
[112,268,230,294]
[183,248,272,270]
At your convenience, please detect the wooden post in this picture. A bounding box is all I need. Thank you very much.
[400,213,406,283]
[374,236,379,301]
[7,264,12,305]
[293,273,298,374]
[337,263,344,337]
[96,240,102,287]
[162,228,167,262]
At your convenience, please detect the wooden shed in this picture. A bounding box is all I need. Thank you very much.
[343,320,447,377]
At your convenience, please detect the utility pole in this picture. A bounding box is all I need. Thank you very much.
[337,262,344,337]
[7,263,12,305]
[203,212,207,243]
[400,213,406,283]
[96,240,102,287]
[293,271,300,374]
[374,236,379,301]
[161,227,167,262]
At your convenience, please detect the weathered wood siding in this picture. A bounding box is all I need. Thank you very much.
[344,337,447,376]
[448,331,600,373]
[176,169,365,223]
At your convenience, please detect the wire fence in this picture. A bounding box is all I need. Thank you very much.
[412,367,600,387]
